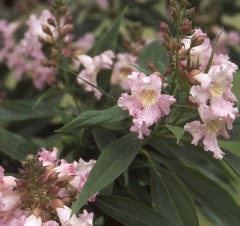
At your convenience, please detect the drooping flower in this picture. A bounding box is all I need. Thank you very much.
[118,72,176,139]
[56,205,93,226]
[77,50,114,99]
[189,64,238,119]
[184,105,233,159]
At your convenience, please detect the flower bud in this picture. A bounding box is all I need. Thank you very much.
[47,18,56,27]
[168,40,178,52]
[41,24,53,36]
[188,69,201,84]
[191,34,206,47]
[47,184,60,195]
[32,208,42,217]
[147,61,155,72]
[165,67,172,75]
[162,32,170,40]
[181,0,190,7]
[180,19,192,35]
[51,199,64,210]
[159,22,171,35]
[59,24,73,38]
[168,6,178,20]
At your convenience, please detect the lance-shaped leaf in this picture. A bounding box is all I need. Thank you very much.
[88,8,126,56]
[57,106,128,132]
[223,149,240,177]
[0,128,37,160]
[165,125,185,144]
[172,163,240,226]
[151,163,199,226]
[138,40,169,75]
[72,133,141,214]
[0,100,55,124]
[95,195,175,226]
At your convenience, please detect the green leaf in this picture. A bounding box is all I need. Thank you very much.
[88,8,126,56]
[33,86,62,109]
[224,149,240,177]
[138,40,169,75]
[57,106,128,132]
[72,133,141,214]
[0,128,37,160]
[165,125,185,144]
[95,195,175,226]
[151,164,199,226]
[172,163,240,226]
[0,100,55,124]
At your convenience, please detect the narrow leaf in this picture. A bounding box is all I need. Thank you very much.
[151,164,199,226]
[57,106,128,132]
[165,125,185,143]
[95,195,175,226]
[72,133,141,213]
[88,8,126,56]
[0,128,37,160]
[224,149,240,177]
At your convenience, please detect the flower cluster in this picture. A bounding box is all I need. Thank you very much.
[182,29,239,159]
[0,147,95,225]
[118,72,176,139]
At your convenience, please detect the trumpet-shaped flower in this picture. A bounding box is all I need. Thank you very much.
[189,64,238,119]
[184,105,233,159]
[118,72,176,139]
[77,50,114,99]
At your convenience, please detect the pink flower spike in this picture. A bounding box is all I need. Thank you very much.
[118,72,176,139]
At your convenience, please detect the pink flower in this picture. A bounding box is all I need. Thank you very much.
[23,214,42,226]
[77,50,114,99]
[189,64,238,119]
[56,205,93,226]
[38,147,59,167]
[181,29,212,70]
[184,105,233,159]
[96,0,109,10]
[111,53,137,90]
[0,208,27,226]
[0,166,16,190]
[69,159,96,202]
[118,72,176,139]
[43,220,59,226]
[72,33,95,53]
[0,189,21,218]
[54,160,75,181]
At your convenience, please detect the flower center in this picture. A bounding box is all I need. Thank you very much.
[138,90,158,107]
[210,83,225,98]
[120,67,132,79]
[206,120,224,135]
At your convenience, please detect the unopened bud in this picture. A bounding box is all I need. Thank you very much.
[168,6,178,20]
[147,61,155,72]
[42,24,53,36]
[65,15,73,25]
[165,67,172,75]
[59,24,73,38]
[169,0,177,7]
[181,0,190,7]
[191,34,206,47]
[162,32,170,40]
[47,184,60,195]
[46,171,59,182]
[188,69,201,84]
[32,208,41,217]
[51,199,64,210]
[169,40,178,52]
[51,48,59,59]
[186,8,196,18]
[62,197,71,206]
[181,20,192,35]
[41,60,56,67]
[47,18,56,27]
[159,22,171,35]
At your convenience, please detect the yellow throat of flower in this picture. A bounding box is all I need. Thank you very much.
[138,89,158,107]
[206,119,224,135]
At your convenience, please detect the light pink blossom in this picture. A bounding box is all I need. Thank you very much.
[184,105,232,159]
[0,166,17,190]
[23,214,42,226]
[43,220,59,226]
[111,53,137,90]
[181,29,212,70]
[118,72,176,139]
[38,147,59,167]
[54,160,75,181]
[77,50,114,99]
[56,205,93,226]
[189,64,238,119]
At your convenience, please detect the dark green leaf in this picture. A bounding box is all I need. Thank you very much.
[224,149,240,177]
[0,100,55,124]
[0,128,37,160]
[72,133,141,213]
[165,125,185,144]
[138,40,169,75]
[151,164,199,226]
[95,195,175,226]
[57,106,128,132]
[172,163,240,226]
[88,8,126,56]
